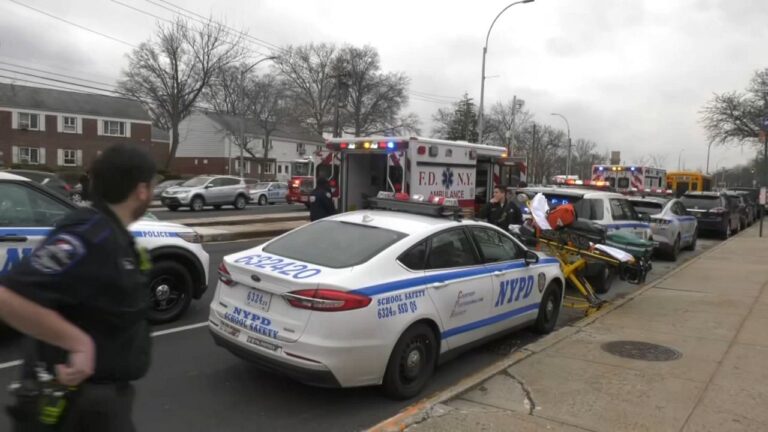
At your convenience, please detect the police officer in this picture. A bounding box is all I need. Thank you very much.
[309,176,336,221]
[479,185,523,231]
[0,143,157,431]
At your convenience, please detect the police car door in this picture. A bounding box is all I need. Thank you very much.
[423,228,493,350]
[672,201,696,244]
[468,227,540,334]
[0,182,70,276]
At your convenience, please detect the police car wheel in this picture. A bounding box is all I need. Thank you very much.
[669,236,680,261]
[382,323,437,400]
[147,260,193,323]
[533,282,562,334]
[258,195,267,206]
[684,230,697,251]
[190,197,204,212]
[234,195,247,209]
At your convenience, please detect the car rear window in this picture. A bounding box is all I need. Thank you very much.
[263,220,408,268]
[681,196,721,209]
[542,194,604,221]
[630,201,663,215]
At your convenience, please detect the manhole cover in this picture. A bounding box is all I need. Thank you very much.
[601,340,682,362]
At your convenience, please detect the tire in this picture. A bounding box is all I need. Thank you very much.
[146,260,193,323]
[533,282,563,334]
[258,195,268,206]
[585,263,616,294]
[721,221,731,240]
[167,205,180,212]
[668,235,680,261]
[190,196,204,212]
[684,229,697,251]
[382,323,437,400]
[213,205,222,210]
[234,195,248,210]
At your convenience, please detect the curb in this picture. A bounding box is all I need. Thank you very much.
[174,214,309,228]
[367,231,742,432]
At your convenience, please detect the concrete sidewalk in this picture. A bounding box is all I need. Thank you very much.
[398,225,768,432]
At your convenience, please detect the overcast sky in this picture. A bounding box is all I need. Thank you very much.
[2,0,767,172]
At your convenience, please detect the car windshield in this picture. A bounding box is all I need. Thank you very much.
[681,196,720,209]
[181,177,211,187]
[263,220,408,268]
[630,201,664,215]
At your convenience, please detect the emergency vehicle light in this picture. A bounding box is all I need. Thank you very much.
[370,191,462,219]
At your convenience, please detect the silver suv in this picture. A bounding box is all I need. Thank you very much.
[161,175,250,211]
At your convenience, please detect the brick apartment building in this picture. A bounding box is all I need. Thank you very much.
[0,83,169,172]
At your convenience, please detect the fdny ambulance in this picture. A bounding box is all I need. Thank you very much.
[591,165,667,193]
[324,137,509,215]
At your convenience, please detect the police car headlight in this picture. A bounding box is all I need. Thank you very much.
[177,231,202,244]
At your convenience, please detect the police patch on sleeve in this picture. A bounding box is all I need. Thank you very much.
[30,233,86,274]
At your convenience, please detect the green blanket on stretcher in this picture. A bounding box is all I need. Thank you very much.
[605,231,656,260]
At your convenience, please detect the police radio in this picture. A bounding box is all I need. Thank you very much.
[6,363,76,428]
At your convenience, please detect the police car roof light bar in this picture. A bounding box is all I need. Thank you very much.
[369,192,462,219]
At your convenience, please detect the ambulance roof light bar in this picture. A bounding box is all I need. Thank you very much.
[368,191,462,219]
[327,139,408,151]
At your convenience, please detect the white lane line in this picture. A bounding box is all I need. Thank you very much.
[151,321,208,336]
[0,321,210,370]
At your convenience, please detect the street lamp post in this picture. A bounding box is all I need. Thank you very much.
[477,0,534,143]
[237,56,277,178]
[705,141,713,174]
[550,113,572,176]
[677,148,685,171]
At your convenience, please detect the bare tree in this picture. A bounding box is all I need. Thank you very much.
[485,99,533,150]
[700,68,768,148]
[275,43,338,137]
[648,153,668,168]
[248,73,291,178]
[119,18,245,168]
[571,139,605,180]
[336,45,411,136]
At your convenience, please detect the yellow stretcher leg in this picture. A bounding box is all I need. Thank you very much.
[552,249,608,316]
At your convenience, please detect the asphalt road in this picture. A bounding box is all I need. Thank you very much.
[0,235,723,432]
[148,202,306,221]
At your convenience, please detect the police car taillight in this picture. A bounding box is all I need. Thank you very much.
[284,289,371,312]
[218,262,235,286]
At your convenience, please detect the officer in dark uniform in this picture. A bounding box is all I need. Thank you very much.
[0,143,157,431]
[309,176,336,222]
[479,185,523,231]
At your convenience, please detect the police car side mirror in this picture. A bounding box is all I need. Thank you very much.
[524,250,539,266]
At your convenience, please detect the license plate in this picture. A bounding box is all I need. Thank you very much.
[246,336,280,352]
[246,289,272,312]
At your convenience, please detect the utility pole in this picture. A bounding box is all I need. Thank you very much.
[531,122,537,184]
[333,67,350,138]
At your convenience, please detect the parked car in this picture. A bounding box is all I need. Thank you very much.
[4,169,78,202]
[247,181,288,205]
[0,172,210,323]
[209,193,564,399]
[729,190,758,225]
[680,192,740,239]
[722,191,749,231]
[628,196,698,260]
[153,179,185,200]
[161,175,250,211]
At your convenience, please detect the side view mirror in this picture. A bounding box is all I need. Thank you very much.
[524,250,539,266]
[205,184,215,189]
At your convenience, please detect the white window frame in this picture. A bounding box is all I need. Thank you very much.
[102,120,127,137]
[18,112,40,130]
[61,115,79,134]
[19,147,41,165]
[62,149,77,166]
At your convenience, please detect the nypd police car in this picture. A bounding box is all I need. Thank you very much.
[0,172,209,323]
[209,192,564,399]
[628,196,698,260]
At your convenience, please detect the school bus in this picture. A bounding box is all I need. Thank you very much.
[666,171,712,196]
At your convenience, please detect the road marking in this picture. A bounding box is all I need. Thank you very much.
[0,321,210,370]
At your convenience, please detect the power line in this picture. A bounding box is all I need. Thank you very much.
[410,90,460,101]
[0,67,120,95]
[0,61,118,88]
[0,74,117,97]
[8,0,137,48]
